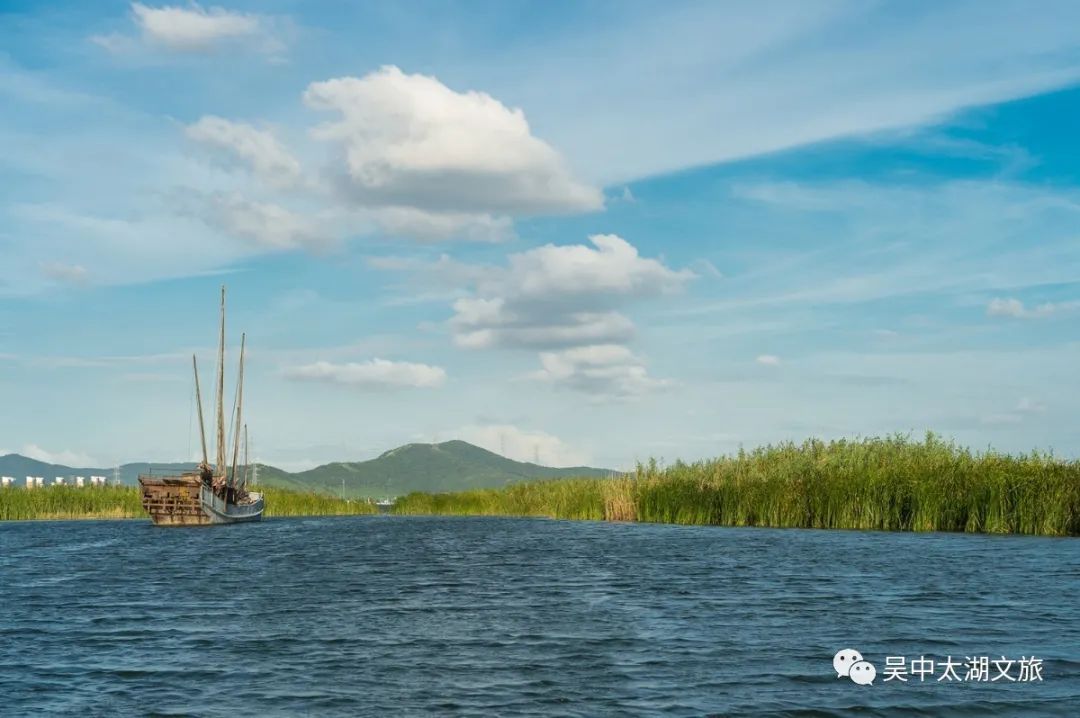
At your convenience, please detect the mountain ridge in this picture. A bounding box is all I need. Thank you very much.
[0,441,617,498]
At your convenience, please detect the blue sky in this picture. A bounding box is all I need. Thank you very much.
[1,0,1079,470]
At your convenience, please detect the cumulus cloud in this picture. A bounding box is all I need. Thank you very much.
[303,65,602,215]
[446,424,592,467]
[185,116,302,187]
[493,234,691,299]
[369,233,688,398]
[986,297,1080,319]
[448,234,693,349]
[179,192,331,251]
[531,344,670,399]
[756,354,781,366]
[282,359,446,389]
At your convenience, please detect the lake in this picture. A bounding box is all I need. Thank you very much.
[1,516,1077,716]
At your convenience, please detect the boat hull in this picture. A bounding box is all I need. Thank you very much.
[139,474,264,526]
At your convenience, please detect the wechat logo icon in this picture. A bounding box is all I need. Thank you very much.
[834,648,876,685]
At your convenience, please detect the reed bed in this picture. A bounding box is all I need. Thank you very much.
[0,485,376,521]
[260,488,377,518]
[393,434,1080,536]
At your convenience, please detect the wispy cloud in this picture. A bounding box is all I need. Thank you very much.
[986,297,1080,319]
[93,2,287,58]
[282,359,446,389]
[10,444,99,467]
[503,1,1080,183]
[40,262,88,285]
[185,116,302,188]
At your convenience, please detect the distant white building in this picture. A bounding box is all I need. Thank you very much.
[0,476,13,488]
[75,476,85,487]
[35,477,44,488]
[53,477,65,486]
[26,476,34,489]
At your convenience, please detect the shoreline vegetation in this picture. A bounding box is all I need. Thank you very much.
[3,435,1077,535]
[392,435,1080,537]
[0,486,376,522]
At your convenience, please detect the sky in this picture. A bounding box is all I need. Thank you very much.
[1,0,1079,471]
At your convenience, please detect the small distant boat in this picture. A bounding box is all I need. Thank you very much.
[138,286,264,526]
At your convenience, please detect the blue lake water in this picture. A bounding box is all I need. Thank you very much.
[1,516,1078,716]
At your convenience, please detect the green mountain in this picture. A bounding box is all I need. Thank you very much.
[0,455,196,486]
[253,440,615,498]
[0,441,616,498]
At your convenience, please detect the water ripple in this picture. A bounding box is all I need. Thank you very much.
[0,516,1077,716]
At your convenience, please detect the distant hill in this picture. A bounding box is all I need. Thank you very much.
[0,455,196,486]
[253,440,616,498]
[0,441,616,498]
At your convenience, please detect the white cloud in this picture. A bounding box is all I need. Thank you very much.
[371,207,514,243]
[5,202,246,293]
[181,193,331,251]
[497,1,1080,183]
[40,262,89,284]
[452,302,635,350]
[675,180,1080,316]
[690,259,723,279]
[185,116,302,187]
[493,234,692,299]
[303,65,602,215]
[532,344,670,399]
[130,2,268,52]
[282,359,446,389]
[91,3,286,59]
[756,354,781,366]
[987,297,1080,319]
[17,444,99,467]
[447,424,592,467]
[366,233,687,398]
[448,234,693,349]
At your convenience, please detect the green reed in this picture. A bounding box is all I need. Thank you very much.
[0,485,376,521]
[260,487,377,517]
[393,434,1080,536]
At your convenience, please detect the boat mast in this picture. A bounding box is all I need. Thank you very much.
[229,333,246,488]
[192,355,209,467]
[215,286,227,478]
[242,424,249,491]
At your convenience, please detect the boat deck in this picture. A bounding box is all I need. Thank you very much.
[138,474,212,525]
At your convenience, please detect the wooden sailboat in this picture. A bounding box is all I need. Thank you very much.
[138,287,265,525]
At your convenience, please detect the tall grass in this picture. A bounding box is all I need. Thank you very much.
[0,486,376,521]
[0,486,143,521]
[393,434,1080,536]
[260,488,377,518]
